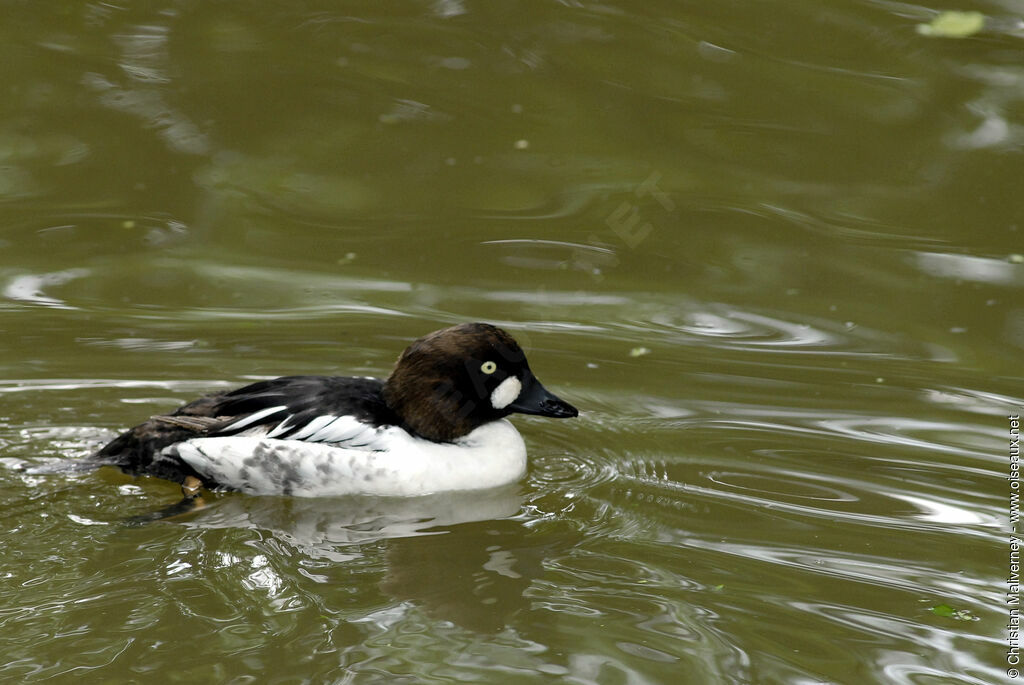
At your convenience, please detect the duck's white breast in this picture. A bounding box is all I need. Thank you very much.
[170,419,527,497]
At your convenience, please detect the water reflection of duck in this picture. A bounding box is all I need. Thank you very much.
[180,485,526,560]
[85,323,577,509]
[176,486,570,632]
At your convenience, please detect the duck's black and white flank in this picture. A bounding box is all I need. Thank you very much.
[90,323,578,497]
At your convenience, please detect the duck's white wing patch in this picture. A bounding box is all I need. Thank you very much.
[229,413,379,446]
[220,405,288,433]
[288,415,339,440]
[305,415,377,444]
[264,416,298,438]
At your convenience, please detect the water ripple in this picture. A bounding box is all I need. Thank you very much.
[705,469,859,504]
[529,451,618,492]
[2,268,90,309]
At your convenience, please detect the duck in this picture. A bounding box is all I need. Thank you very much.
[89,323,578,499]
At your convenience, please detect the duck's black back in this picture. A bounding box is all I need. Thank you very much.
[90,375,395,485]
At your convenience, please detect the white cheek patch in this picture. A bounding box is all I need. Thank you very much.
[490,376,522,410]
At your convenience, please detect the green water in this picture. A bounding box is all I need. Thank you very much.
[1,2,1019,683]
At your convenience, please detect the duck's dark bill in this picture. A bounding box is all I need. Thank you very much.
[508,377,578,418]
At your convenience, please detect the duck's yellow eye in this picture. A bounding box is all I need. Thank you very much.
[481,361,497,374]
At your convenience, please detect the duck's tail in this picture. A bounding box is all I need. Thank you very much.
[86,416,217,484]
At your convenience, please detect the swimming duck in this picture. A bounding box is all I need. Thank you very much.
[90,323,578,498]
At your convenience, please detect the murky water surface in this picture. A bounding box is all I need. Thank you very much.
[1,2,1020,683]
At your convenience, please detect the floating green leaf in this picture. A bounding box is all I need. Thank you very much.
[916,11,985,38]
[929,603,980,621]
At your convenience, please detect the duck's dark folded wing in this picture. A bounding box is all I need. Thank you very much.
[208,375,393,438]
[89,376,394,483]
